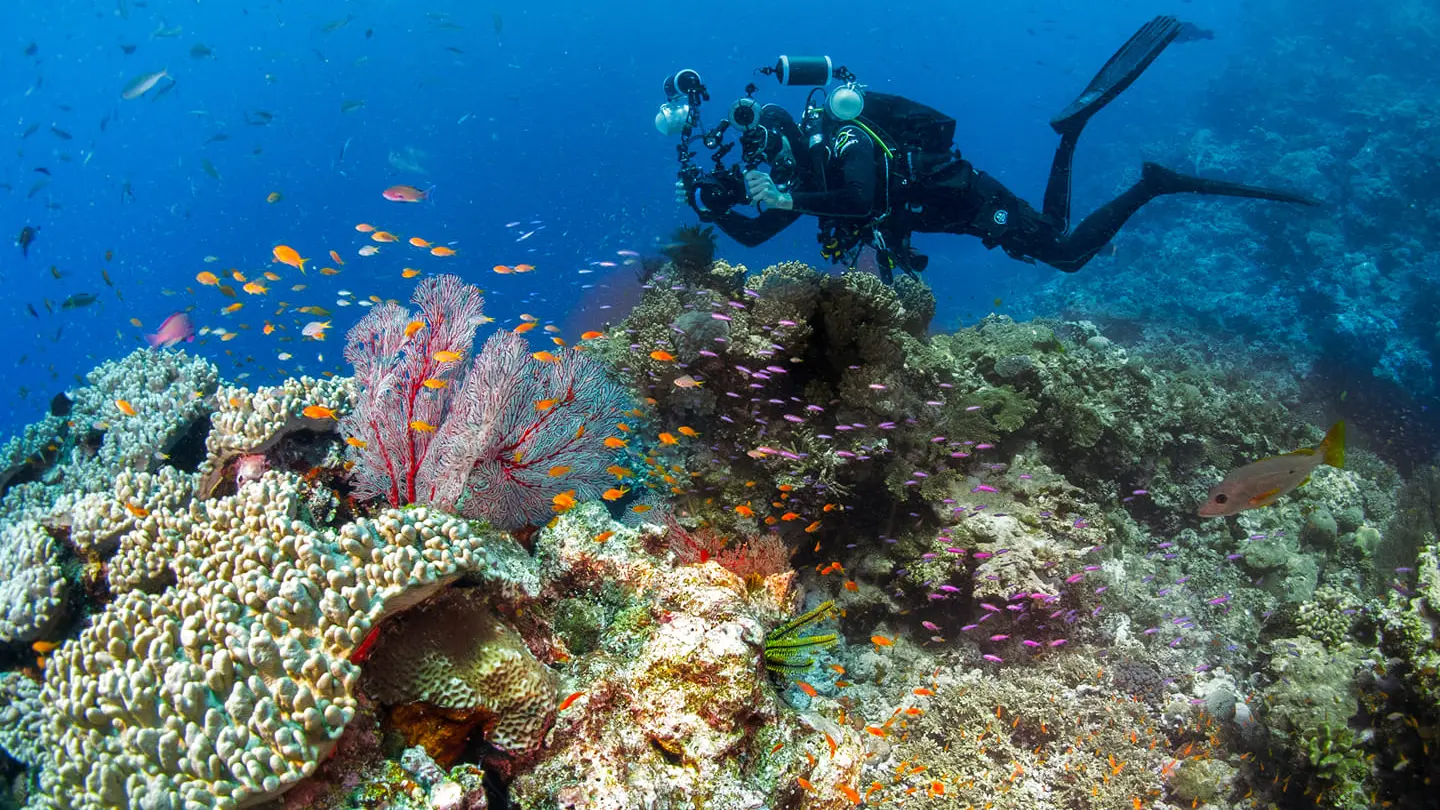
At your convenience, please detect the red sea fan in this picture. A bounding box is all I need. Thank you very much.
[665,514,729,565]
[421,330,630,530]
[715,533,792,580]
[340,275,484,506]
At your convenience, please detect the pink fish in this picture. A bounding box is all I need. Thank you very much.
[382,184,433,203]
[146,312,195,349]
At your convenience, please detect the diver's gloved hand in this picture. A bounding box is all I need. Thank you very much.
[675,180,690,207]
[745,170,793,210]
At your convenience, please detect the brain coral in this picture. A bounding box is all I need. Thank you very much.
[362,587,558,754]
[29,470,535,810]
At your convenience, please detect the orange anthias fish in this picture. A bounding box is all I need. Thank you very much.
[430,246,456,257]
[272,244,309,272]
[383,184,432,203]
[302,405,337,420]
[552,490,578,512]
[1199,422,1345,517]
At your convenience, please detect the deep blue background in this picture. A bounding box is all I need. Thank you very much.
[0,0,1275,438]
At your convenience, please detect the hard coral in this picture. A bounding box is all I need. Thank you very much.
[509,504,863,809]
[0,348,218,518]
[198,375,351,499]
[887,659,1171,809]
[361,587,558,757]
[0,520,67,646]
[27,469,534,810]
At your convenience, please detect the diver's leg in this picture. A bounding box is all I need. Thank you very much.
[1042,129,1081,230]
[1042,16,1182,229]
[1050,15,1184,136]
[1030,181,1158,272]
[1033,162,1321,272]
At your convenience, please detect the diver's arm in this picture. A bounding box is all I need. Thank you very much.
[710,207,803,247]
[789,126,877,217]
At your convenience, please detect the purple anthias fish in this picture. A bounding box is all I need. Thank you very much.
[146,311,196,349]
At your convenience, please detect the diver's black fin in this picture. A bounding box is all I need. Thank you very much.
[1142,162,1322,206]
[1050,15,1184,136]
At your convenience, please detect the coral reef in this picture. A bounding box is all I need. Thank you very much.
[511,503,866,810]
[0,221,1434,809]
[197,375,352,499]
[29,469,536,810]
[361,588,558,758]
[876,658,1176,809]
[0,521,67,646]
[0,673,44,767]
[0,349,218,518]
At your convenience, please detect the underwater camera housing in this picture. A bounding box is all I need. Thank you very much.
[662,57,858,218]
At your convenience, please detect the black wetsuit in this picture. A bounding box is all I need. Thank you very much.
[709,120,1165,275]
[697,16,1319,279]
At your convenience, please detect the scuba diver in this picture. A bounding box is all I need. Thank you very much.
[662,16,1318,282]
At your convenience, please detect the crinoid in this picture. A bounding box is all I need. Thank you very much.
[763,600,838,674]
[661,223,718,284]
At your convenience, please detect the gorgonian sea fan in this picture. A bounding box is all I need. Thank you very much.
[340,274,484,506]
[423,330,630,530]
